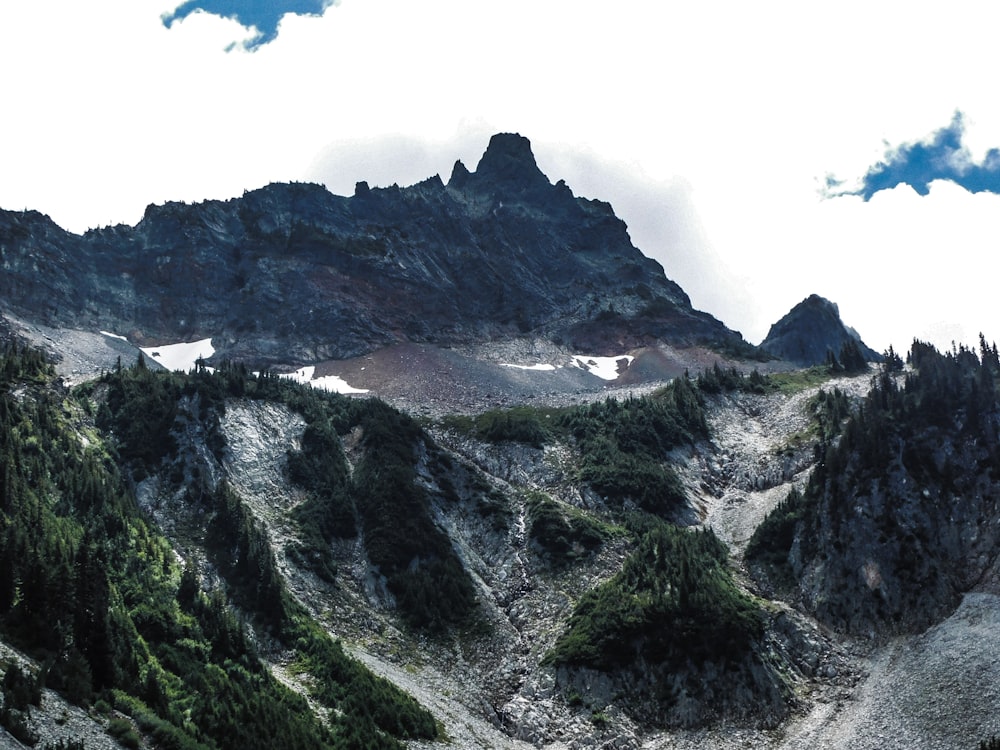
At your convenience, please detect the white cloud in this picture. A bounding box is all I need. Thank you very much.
[4,1,1000,354]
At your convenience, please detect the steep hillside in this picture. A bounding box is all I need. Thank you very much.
[0,134,752,368]
[748,339,1000,636]
[0,347,439,749]
[0,345,807,748]
[6,339,1000,749]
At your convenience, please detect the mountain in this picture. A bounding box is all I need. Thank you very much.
[5,135,1000,750]
[6,340,1000,749]
[760,294,881,367]
[0,133,751,369]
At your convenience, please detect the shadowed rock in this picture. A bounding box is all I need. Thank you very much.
[0,134,752,367]
[761,294,880,367]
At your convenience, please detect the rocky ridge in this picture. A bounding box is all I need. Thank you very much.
[0,134,750,368]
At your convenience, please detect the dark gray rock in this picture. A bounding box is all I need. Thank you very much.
[0,134,753,368]
[761,294,880,367]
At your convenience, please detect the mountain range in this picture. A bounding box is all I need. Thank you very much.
[2,135,995,750]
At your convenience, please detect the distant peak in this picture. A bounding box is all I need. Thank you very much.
[482,132,535,161]
[472,132,549,187]
[761,293,879,367]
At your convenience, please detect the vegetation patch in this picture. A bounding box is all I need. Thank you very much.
[545,521,764,671]
[0,345,440,749]
[544,519,780,726]
[440,405,557,447]
[286,418,356,582]
[525,492,618,566]
[555,377,706,516]
[695,363,770,394]
[765,366,838,394]
[743,486,809,589]
[349,402,478,630]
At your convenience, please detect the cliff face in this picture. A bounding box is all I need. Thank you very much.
[0,133,747,366]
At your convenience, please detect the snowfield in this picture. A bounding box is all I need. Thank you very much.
[571,354,634,380]
[501,354,634,381]
[279,365,369,394]
[138,337,215,372]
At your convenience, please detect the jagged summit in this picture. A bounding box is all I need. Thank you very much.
[447,158,472,187]
[448,132,556,203]
[760,293,880,367]
[471,132,549,187]
[0,134,752,368]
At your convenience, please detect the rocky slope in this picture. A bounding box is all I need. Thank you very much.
[4,353,1000,749]
[750,342,1000,638]
[0,134,751,367]
[163,361,1000,748]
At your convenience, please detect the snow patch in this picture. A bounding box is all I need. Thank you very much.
[140,338,215,372]
[310,375,370,394]
[499,355,634,381]
[501,363,558,372]
[280,365,316,384]
[99,330,128,342]
[279,365,369,394]
[570,355,634,381]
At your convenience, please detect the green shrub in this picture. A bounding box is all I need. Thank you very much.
[526,492,613,565]
[546,523,763,671]
[551,378,708,517]
[351,403,477,629]
[472,407,551,447]
[744,486,809,588]
[107,716,142,749]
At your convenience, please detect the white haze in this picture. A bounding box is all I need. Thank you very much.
[6,1,1000,354]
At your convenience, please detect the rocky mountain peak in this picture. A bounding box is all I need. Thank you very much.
[760,293,880,367]
[0,133,751,368]
[450,132,553,200]
[475,132,546,181]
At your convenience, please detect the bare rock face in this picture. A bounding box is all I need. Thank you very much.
[761,294,880,367]
[0,133,750,367]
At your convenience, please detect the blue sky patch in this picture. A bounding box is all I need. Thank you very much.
[163,0,335,49]
[834,112,1000,200]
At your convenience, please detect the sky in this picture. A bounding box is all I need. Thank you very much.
[4,1,1000,355]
